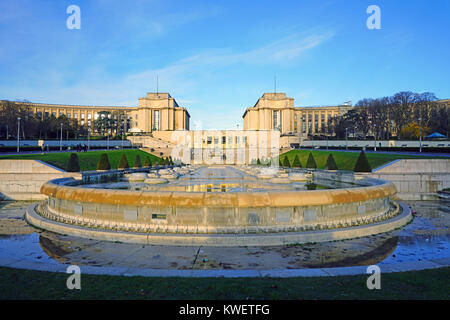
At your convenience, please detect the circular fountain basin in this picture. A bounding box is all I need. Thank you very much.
[27,166,411,246]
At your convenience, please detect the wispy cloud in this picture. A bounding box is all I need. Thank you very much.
[0,0,335,129]
[171,29,335,68]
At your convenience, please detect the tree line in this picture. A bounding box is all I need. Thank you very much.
[0,101,130,140]
[326,91,449,140]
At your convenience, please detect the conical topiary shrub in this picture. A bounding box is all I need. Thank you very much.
[133,154,142,168]
[306,152,317,169]
[292,154,302,168]
[257,158,261,165]
[354,150,372,172]
[117,154,129,170]
[283,156,291,167]
[143,155,152,168]
[325,153,338,170]
[279,158,282,167]
[66,153,80,172]
[97,153,111,171]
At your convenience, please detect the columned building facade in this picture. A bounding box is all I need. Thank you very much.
[11,92,190,135]
[243,92,352,147]
[132,92,190,132]
[7,91,358,151]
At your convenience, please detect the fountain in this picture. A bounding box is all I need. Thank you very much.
[25,165,412,246]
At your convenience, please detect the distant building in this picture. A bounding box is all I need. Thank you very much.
[243,92,353,147]
[5,91,357,151]
[7,92,190,135]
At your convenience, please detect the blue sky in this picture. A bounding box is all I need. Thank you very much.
[1,0,449,129]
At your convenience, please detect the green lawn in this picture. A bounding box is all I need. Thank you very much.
[0,266,448,300]
[0,149,161,172]
[280,150,449,171]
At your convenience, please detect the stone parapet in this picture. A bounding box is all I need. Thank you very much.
[39,172,398,236]
[0,160,81,201]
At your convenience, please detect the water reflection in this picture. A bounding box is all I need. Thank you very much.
[0,200,448,270]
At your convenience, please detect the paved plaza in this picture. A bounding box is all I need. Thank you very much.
[0,199,448,277]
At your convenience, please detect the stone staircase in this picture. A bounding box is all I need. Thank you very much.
[128,135,175,158]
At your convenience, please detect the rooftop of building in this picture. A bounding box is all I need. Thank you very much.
[3,100,137,110]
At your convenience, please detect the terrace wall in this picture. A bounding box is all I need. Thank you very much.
[0,160,81,201]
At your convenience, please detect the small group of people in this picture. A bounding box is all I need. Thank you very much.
[75,144,88,152]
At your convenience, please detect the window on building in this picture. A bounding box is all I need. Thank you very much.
[67,113,71,118]
[228,137,233,144]
[95,113,99,120]
[88,114,92,120]
[207,136,212,144]
[243,136,247,144]
[314,114,318,133]
[273,110,280,130]
[52,112,56,117]
[235,136,240,144]
[153,110,160,130]
[222,136,226,144]
[74,113,78,119]
[214,137,218,144]
[81,113,85,119]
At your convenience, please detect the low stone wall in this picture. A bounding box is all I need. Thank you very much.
[312,170,356,184]
[0,160,81,201]
[301,139,450,149]
[26,202,411,246]
[39,175,397,235]
[370,159,450,200]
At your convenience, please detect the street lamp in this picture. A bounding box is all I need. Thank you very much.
[121,127,124,150]
[374,124,377,152]
[17,117,21,153]
[88,125,91,151]
[60,123,63,151]
[345,128,348,151]
[418,118,422,153]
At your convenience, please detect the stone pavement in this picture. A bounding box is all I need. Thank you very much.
[0,200,449,277]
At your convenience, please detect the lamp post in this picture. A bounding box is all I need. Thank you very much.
[418,117,422,153]
[374,124,377,152]
[60,123,63,151]
[121,128,124,150]
[88,125,91,151]
[345,128,348,151]
[17,117,21,153]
